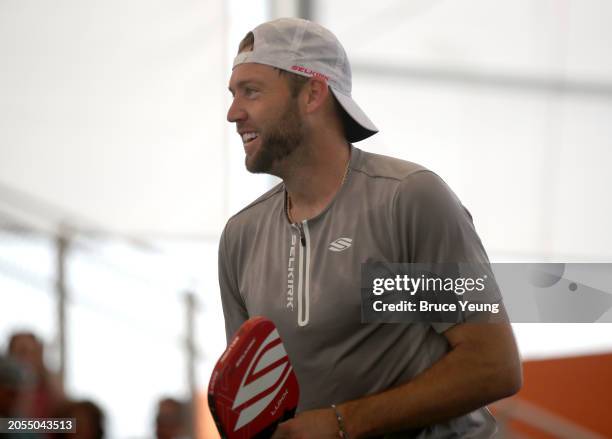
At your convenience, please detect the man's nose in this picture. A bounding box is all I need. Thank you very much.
[227,98,246,123]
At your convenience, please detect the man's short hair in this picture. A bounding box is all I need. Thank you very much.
[8,332,42,354]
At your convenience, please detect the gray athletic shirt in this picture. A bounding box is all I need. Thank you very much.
[218,146,498,438]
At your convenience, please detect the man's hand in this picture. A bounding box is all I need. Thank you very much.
[271,322,521,439]
[340,322,522,438]
[271,408,340,439]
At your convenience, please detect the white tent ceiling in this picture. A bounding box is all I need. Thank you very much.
[1,0,228,237]
[2,0,611,248]
[321,0,612,260]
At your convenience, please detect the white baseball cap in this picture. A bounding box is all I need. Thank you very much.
[233,18,378,143]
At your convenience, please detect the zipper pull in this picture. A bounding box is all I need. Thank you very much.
[297,223,306,246]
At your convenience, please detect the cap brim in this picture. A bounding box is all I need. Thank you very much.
[331,89,378,143]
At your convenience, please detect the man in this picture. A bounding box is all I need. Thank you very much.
[0,356,24,418]
[55,400,105,439]
[155,397,190,439]
[7,332,64,420]
[220,17,521,438]
[0,356,37,439]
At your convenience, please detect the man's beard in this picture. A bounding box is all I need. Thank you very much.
[246,97,304,174]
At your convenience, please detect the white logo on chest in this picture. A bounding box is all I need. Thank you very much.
[329,237,353,252]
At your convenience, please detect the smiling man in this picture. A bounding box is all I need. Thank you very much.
[230,63,307,175]
[219,18,521,438]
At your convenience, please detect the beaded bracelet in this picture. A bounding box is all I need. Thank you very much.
[331,404,349,438]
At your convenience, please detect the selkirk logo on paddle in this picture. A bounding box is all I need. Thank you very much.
[208,317,299,439]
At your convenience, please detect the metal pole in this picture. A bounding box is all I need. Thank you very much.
[297,0,314,20]
[55,234,69,391]
[184,291,198,437]
[270,0,313,19]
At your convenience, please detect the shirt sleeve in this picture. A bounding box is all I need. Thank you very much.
[218,222,249,344]
[393,170,506,333]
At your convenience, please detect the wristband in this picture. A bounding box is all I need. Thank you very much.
[331,404,349,439]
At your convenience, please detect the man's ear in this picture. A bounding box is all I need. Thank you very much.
[303,77,329,114]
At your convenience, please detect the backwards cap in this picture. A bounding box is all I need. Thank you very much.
[233,18,378,143]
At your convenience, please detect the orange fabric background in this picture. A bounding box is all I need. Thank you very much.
[496,352,612,437]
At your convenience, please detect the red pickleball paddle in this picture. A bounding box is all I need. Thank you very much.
[208,316,299,439]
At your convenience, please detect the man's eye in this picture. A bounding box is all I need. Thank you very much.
[245,88,259,97]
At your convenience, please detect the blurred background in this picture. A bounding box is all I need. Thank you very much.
[1,0,611,437]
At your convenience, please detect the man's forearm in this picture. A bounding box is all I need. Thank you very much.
[339,323,522,438]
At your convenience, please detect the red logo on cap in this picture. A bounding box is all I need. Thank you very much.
[291,65,329,81]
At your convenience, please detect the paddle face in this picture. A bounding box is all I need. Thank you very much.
[208,317,299,439]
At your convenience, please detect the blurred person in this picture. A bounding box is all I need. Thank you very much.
[0,357,38,439]
[7,331,64,419]
[220,18,522,438]
[54,399,105,439]
[155,397,190,439]
[0,355,25,417]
